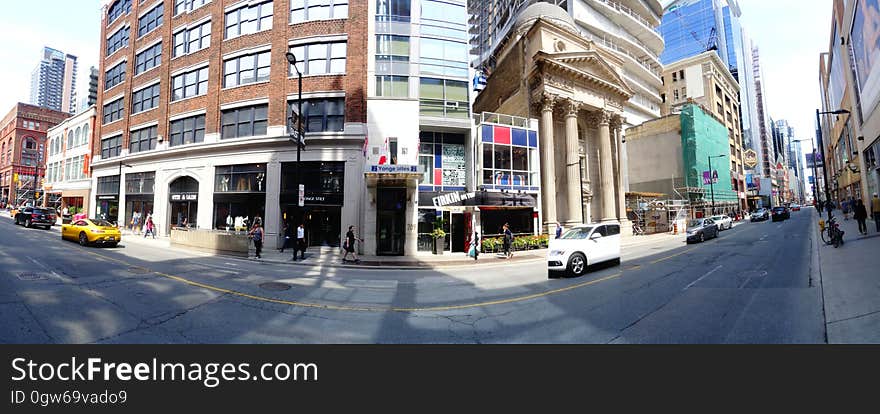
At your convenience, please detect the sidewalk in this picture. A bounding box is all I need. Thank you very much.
[814,210,880,343]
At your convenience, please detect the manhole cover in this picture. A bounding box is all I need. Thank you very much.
[128,266,151,274]
[259,282,291,291]
[17,272,46,281]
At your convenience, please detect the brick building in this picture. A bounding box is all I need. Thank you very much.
[0,103,71,208]
[91,0,368,249]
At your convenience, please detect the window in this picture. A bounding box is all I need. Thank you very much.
[679,70,685,80]
[221,104,268,139]
[672,71,677,82]
[225,1,273,39]
[129,125,158,153]
[74,127,81,148]
[108,0,132,25]
[103,97,125,124]
[138,3,163,37]
[223,51,271,87]
[171,66,209,101]
[673,89,679,101]
[169,114,206,146]
[105,61,127,90]
[101,135,122,159]
[376,0,410,22]
[419,78,468,118]
[215,164,266,192]
[375,75,408,97]
[67,130,74,148]
[288,42,347,75]
[376,35,409,62]
[132,83,161,113]
[173,21,211,57]
[135,42,162,74]
[291,0,348,23]
[81,124,90,147]
[174,0,209,15]
[97,175,120,195]
[287,98,344,132]
[107,26,130,56]
[420,37,468,77]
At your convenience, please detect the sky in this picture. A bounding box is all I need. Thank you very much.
[0,0,104,114]
[0,0,833,163]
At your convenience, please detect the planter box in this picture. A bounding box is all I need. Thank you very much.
[170,228,250,257]
[433,236,445,255]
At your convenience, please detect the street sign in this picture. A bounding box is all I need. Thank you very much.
[298,184,304,207]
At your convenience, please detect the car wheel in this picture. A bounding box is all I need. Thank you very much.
[108,243,118,248]
[699,233,705,243]
[79,232,89,247]
[568,253,587,277]
[25,218,32,228]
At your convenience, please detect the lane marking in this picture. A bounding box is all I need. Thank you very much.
[682,265,723,291]
[649,248,694,264]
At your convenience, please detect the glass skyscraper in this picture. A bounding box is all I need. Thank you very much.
[659,0,729,67]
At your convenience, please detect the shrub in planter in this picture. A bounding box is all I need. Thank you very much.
[482,238,496,253]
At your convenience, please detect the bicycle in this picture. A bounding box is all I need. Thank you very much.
[820,217,845,248]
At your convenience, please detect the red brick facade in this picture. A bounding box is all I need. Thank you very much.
[95,0,368,158]
[0,103,70,206]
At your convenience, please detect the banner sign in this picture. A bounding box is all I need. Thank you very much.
[366,165,422,174]
[170,193,198,201]
[702,170,719,185]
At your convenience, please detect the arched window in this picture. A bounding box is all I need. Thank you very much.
[75,127,82,147]
[21,137,38,167]
[23,137,37,150]
[68,130,74,149]
[1,142,5,165]
[82,124,90,146]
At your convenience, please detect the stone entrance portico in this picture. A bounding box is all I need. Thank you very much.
[474,7,632,235]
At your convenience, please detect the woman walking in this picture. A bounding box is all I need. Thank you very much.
[248,219,264,259]
[342,225,363,264]
[853,199,869,235]
[502,223,513,259]
[143,215,156,239]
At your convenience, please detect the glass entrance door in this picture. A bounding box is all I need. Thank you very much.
[376,187,406,256]
[170,201,197,229]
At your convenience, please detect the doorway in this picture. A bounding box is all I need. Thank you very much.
[451,213,465,253]
[376,187,406,256]
[170,201,197,228]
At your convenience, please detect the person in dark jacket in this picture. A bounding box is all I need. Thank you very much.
[853,199,869,235]
[279,222,293,252]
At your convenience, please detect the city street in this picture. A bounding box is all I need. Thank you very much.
[0,210,833,344]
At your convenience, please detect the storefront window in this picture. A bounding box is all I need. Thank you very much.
[419,131,466,188]
[215,164,266,193]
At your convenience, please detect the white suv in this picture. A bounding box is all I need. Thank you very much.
[548,224,621,278]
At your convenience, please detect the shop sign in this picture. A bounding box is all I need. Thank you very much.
[744,149,758,168]
[366,165,422,174]
[97,195,118,200]
[171,193,198,201]
[432,191,476,207]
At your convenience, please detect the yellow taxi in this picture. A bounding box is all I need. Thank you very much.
[62,218,122,247]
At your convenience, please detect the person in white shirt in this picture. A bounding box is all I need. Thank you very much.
[293,223,307,261]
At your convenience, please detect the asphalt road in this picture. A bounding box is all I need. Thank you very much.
[0,211,825,343]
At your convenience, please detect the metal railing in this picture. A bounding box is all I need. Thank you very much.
[592,0,661,36]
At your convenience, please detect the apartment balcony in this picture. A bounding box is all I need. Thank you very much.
[588,0,664,56]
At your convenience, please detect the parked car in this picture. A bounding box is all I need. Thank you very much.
[14,206,56,229]
[686,218,720,243]
[61,219,122,247]
[750,209,770,222]
[710,215,733,230]
[548,223,621,278]
[771,206,790,222]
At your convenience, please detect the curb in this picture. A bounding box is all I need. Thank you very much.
[233,253,548,270]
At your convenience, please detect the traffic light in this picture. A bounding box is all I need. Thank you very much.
[35,192,41,199]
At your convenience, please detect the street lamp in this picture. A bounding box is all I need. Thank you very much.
[815,108,850,220]
[708,154,726,215]
[286,52,305,230]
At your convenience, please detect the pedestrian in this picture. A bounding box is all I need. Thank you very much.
[294,223,306,261]
[873,193,880,233]
[502,223,513,258]
[143,215,156,239]
[248,219,264,259]
[853,199,868,235]
[555,222,563,239]
[842,198,851,220]
[469,229,480,261]
[279,222,292,252]
[342,225,362,263]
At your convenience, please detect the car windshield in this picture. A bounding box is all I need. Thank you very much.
[559,227,595,239]
[687,220,704,228]
[90,219,115,227]
[773,207,785,212]
[711,216,724,221]
[33,208,51,214]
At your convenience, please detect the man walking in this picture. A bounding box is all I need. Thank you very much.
[854,199,869,235]
[294,223,306,261]
[872,193,880,233]
[555,222,563,239]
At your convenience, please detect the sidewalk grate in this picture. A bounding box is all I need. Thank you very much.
[259,282,291,291]
[16,272,46,281]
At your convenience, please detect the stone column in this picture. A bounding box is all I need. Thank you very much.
[539,95,558,233]
[596,111,616,222]
[611,116,627,223]
[564,100,583,226]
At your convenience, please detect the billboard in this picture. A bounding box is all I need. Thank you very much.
[852,0,880,117]
[702,170,719,185]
